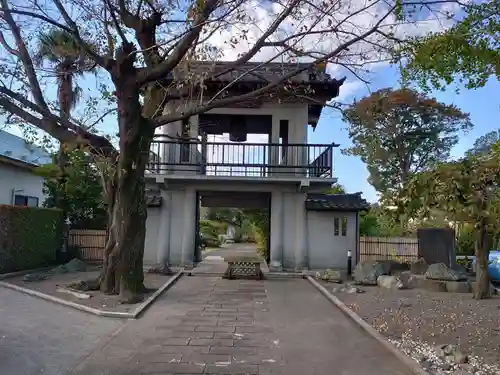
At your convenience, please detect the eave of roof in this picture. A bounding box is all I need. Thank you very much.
[306,193,370,212]
[0,154,39,171]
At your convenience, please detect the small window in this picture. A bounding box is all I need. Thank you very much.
[341,217,347,236]
[334,217,339,236]
[14,195,39,207]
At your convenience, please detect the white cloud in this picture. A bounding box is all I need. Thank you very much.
[334,80,366,102]
[200,0,460,84]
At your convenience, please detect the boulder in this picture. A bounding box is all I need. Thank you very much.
[344,284,365,294]
[353,261,385,285]
[452,264,469,276]
[425,263,467,281]
[410,258,429,275]
[316,269,343,283]
[22,273,47,282]
[436,343,468,365]
[377,275,403,290]
[378,260,410,275]
[333,284,364,294]
[50,258,87,274]
[420,278,447,292]
[446,281,472,293]
[399,271,418,289]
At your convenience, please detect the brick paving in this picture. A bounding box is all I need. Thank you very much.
[68,276,414,375]
[124,277,280,375]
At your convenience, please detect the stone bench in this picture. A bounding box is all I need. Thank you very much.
[223,255,264,280]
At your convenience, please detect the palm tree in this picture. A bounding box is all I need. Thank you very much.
[35,29,95,214]
[35,29,94,119]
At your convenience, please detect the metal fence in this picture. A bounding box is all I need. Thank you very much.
[359,236,419,263]
[68,229,106,261]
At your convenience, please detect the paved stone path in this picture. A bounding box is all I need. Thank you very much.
[69,276,413,375]
[0,287,123,375]
[192,244,268,276]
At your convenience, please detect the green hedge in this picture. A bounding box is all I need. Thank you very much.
[0,205,63,273]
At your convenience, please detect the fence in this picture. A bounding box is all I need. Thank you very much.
[68,230,420,264]
[68,229,106,261]
[359,236,419,263]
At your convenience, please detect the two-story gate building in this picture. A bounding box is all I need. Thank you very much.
[143,62,369,272]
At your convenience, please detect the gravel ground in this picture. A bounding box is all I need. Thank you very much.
[4,269,171,312]
[321,282,500,374]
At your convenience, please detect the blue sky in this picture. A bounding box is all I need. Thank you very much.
[3,64,498,204]
[309,65,500,203]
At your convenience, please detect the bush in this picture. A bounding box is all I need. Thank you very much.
[0,205,63,273]
[199,220,223,248]
[456,225,475,255]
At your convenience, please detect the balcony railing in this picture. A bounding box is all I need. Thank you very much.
[147,139,336,178]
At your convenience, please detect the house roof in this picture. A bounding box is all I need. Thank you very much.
[165,61,345,86]
[0,129,52,167]
[305,193,370,212]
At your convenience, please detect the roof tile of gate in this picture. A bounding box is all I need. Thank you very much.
[305,193,369,212]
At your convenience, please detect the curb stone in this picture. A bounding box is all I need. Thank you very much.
[306,276,430,375]
[0,266,53,280]
[0,269,184,319]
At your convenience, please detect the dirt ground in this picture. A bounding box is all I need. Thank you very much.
[4,268,172,313]
[321,282,500,368]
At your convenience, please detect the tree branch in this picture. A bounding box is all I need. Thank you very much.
[208,0,303,81]
[136,0,220,85]
[1,0,49,111]
[153,3,397,127]
[0,86,115,155]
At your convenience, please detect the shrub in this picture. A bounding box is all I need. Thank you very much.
[0,205,63,273]
[199,220,223,248]
[456,224,475,255]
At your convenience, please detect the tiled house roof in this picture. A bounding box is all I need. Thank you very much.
[0,129,52,166]
[306,193,370,212]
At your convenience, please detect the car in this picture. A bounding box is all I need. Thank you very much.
[471,250,500,281]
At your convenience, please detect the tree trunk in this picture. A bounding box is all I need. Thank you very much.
[473,217,491,299]
[97,130,153,302]
[56,118,69,218]
[98,43,154,302]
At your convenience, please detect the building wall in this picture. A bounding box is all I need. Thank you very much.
[144,181,358,271]
[306,211,358,269]
[144,180,313,268]
[144,207,161,264]
[0,163,45,206]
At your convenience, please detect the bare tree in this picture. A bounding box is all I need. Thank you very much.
[0,0,464,301]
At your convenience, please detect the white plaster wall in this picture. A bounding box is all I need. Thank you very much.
[144,180,339,268]
[281,193,298,269]
[144,207,161,265]
[0,163,46,206]
[168,190,188,265]
[145,188,197,267]
[306,211,357,270]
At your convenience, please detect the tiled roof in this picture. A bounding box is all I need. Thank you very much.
[306,193,370,212]
[167,61,346,86]
[0,129,52,166]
